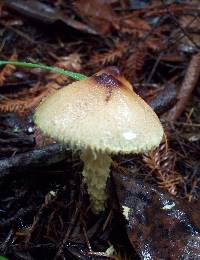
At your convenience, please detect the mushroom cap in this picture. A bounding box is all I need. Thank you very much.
[34,67,163,154]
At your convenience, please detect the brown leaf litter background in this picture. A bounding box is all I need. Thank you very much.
[0,0,200,259]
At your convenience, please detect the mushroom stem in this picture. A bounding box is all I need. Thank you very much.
[80,148,112,213]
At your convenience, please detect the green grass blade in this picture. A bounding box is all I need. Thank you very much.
[0,256,9,260]
[0,60,87,80]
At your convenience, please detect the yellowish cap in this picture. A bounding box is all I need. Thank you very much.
[34,67,163,154]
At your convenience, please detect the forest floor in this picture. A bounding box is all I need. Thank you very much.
[0,1,200,259]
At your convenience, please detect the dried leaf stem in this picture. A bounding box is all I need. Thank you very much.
[167,53,200,121]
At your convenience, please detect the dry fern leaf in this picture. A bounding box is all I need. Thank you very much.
[55,53,82,72]
[0,53,18,86]
[0,82,61,115]
[143,139,183,195]
[47,54,82,85]
[119,16,151,36]
[0,54,82,114]
[0,100,27,113]
[123,46,146,80]
[91,42,127,66]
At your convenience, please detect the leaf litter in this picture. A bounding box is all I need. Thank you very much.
[0,0,200,259]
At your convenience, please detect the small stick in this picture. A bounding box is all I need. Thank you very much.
[167,53,200,121]
[54,207,80,259]
[0,144,67,177]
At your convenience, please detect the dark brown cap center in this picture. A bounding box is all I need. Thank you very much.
[94,73,122,89]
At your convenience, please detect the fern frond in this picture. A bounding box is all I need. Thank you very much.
[91,42,127,66]
[143,138,182,195]
[0,53,18,86]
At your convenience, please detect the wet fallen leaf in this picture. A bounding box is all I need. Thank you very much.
[112,169,200,259]
[73,0,119,34]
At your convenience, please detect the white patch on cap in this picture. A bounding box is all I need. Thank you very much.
[123,131,137,140]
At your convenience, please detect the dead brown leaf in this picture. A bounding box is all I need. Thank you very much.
[0,52,18,86]
[73,0,119,34]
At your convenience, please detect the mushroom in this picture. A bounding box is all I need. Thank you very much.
[34,67,163,213]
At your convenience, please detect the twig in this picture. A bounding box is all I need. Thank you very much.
[54,207,80,259]
[25,192,57,244]
[83,227,110,259]
[167,52,200,121]
[0,229,15,254]
[0,144,67,177]
[0,207,34,226]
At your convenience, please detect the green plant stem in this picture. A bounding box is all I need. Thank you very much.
[0,60,87,80]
